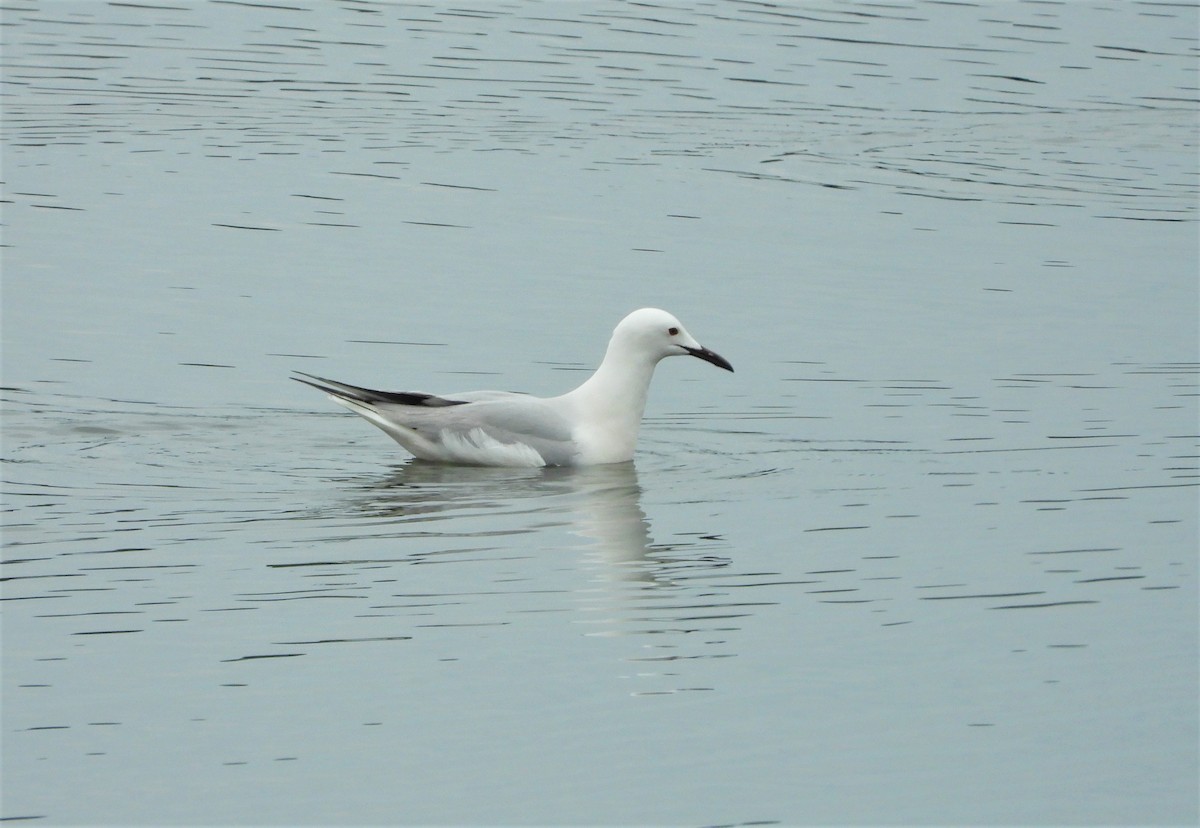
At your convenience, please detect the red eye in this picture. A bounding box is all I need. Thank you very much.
[668,327,679,336]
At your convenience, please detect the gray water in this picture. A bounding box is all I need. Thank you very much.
[2,1,1197,825]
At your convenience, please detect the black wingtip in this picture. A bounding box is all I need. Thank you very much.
[291,371,469,407]
[292,371,359,398]
[292,371,339,394]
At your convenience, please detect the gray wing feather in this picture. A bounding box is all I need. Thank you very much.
[385,397,578,464]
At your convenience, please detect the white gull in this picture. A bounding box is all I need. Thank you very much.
[294,308,733,467]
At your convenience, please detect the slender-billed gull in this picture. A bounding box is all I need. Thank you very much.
[294,308,733,467]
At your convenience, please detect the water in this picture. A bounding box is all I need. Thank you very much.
[2,1,1197,825]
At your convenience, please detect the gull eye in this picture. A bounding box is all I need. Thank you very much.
[668,327,679,336]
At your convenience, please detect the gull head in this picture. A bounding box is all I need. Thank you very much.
[612,308,734,372]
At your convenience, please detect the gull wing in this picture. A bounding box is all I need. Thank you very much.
[383,396,579,466]
[294,372,579,466]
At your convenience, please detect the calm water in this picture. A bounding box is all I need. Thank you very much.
[2,1,1198,825]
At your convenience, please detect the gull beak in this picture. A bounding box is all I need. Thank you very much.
[684,345,734,372]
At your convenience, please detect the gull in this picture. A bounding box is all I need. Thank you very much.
[294,308,733,467]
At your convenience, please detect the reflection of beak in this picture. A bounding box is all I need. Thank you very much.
[684,345,734,372]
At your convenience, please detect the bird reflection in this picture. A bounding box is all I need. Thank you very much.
[332,461,747,686]
[337,460,727,587]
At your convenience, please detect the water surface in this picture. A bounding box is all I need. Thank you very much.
[2,1,1197,825]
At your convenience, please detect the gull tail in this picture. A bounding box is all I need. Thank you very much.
[293,371,453,459]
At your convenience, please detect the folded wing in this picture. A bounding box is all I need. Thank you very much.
[293,372,579,466]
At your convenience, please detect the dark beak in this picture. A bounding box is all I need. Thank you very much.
[684,345,734,372]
